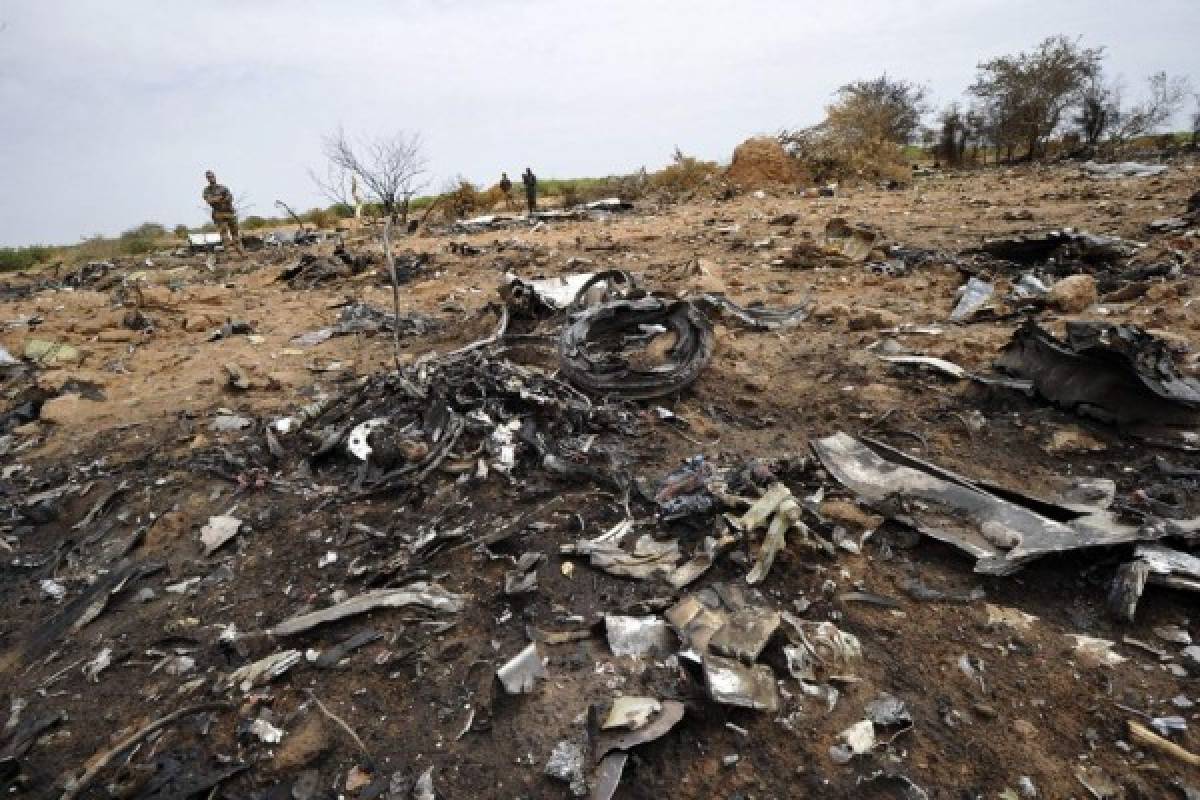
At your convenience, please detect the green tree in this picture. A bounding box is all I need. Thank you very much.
[1075,75,1119,147]
[935,103,969,165]
[969,35,1103,159]
[826,74,930,147]
[117,222,167,255]
[0,245,58,272]
[304,208,337,229]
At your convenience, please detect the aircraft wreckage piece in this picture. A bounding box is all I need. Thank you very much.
[587,700,685,800]
[1109,544,1200,622]
[996,320,1200,426]
[503,269,634,314]
[558,297,715,399]
[269,583,467,636]
[694,293,813,331]
[497,642,547,694]
[1081,160,1168,179]
[726,482,819,584]
[978,229,1135,264]
[812,432,1200,575]
[822,217,879,262]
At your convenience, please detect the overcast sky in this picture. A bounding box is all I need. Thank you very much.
[0,0,1197,247]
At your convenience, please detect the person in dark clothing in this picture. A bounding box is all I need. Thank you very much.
[521,167,537,213]
[498,172,514,211]
[201,170,246,256]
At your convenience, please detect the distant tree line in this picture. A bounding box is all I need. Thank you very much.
[6,33,1195,265]
[783,35,1196,177]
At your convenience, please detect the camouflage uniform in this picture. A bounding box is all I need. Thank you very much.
[202,181,244,253]
[499,173,514,210]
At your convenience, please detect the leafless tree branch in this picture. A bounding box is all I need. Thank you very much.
[308,162,354,208]
[316,127,427,223]
[313,127,429,373]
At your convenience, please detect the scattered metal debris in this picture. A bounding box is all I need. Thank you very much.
[589,699,685,798]
[814,432,1200,575]
[544,739,587,796]
[270,584,466,636]
[830,719,875,764]
[496,643,547,694]
[702,654,779,712]
[1109,545,1200,621]
[996,320,1200,427]
[950,276,995,322]
[727,482,819,584]
[222,649,303,692]
[558,297,715,399]
[695,293,813,331]
[1082,160,1168,179]
[605,615,674,658]
[708,607,780,663]
[602,696,663,730]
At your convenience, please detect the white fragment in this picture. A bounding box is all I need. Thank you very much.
[200,515,242,556]
[346,418,387,461]
[39,579,66,602]
[249,717,284,743]
[82,647,113,683]
[829,719,875,764]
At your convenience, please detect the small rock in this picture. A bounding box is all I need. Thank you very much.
[39,393,88,425]
[722,754,740,768]
[138,286,180,310]
[184,313,223,333]
[972,703,998,719]
[272,715,330,772]
[1045,428,1107,454]
[1145,282,1185,302]
[144,510,191,550]
[1012,719,1037,740]
[188,285,232,306]
[813,302,849,321]
[742,370,770,392]
[847,307,901,331]
[1172,694,1194,710]
[1017,775,1038,797]
[136,587,157,603]
[345,765,372,793]
[1048,274,1097,313]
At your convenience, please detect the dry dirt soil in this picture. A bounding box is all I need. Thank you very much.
[1,157,1199,800]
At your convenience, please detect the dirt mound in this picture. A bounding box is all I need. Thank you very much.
[725,136,807,188]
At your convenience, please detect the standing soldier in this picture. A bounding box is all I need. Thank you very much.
[202,170,246,256]
[521,167,538,213]
[498,172,514,211]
